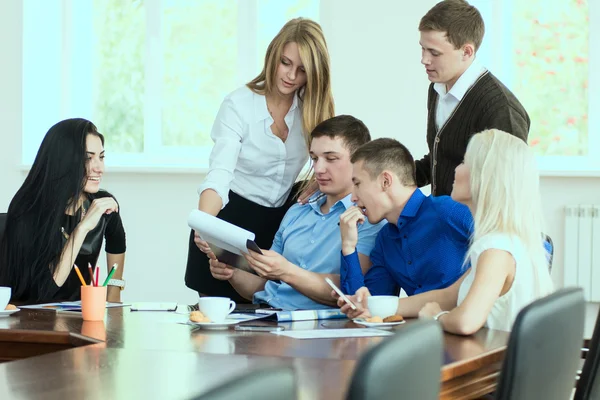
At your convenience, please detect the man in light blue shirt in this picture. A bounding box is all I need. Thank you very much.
[209,115,385,310]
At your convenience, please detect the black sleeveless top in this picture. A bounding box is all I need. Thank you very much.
[52,191,126,301]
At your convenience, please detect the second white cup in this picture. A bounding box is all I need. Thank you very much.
[367,296,399,319]
[197,297,236,323]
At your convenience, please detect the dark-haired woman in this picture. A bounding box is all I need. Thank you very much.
[0,118,126,304]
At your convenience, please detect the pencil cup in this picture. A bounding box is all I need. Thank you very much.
[81,286,107,321]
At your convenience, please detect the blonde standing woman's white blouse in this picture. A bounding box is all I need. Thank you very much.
[456,233,549,332]
[198,86,308,208]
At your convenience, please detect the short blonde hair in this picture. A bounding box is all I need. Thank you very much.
[247,18,335,147]
[465,129,553,298]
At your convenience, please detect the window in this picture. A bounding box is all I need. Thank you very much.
[471,0,597,171]
[22,0,319,168]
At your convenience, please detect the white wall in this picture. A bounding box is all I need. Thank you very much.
[1,1,599,304]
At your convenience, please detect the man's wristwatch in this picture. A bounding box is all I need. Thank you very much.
[433,311,450,321]
[107,278,126,291]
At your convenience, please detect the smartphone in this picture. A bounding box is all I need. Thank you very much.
[325,277,357,310]
[234,325,284,332]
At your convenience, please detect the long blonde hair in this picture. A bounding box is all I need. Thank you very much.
[465,129,553,298]
[247,18,335,147]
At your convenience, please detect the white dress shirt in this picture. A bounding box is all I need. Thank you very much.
[198,86,308,209]
[434,59,487,131]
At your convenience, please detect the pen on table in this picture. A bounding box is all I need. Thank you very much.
[102,263,118,287]
[88,263,94,286]
[74,264,87,286]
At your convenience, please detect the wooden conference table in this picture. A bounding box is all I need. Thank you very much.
[0,306,514,399]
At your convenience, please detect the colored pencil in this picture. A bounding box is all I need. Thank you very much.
[88,263,94,286]
[95,265,99,287]
[74,265,87,286]
[102,264,118,287]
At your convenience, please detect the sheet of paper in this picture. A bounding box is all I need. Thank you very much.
[271,328,393,339]
[187,210,255,256]
[179,313,268,326]
[187,210,262,273]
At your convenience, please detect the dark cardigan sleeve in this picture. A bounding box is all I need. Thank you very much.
[415,153,432,187]
[415,84,438,187]
[480,100,530,143]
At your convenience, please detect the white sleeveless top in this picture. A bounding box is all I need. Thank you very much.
[457,233,549,332]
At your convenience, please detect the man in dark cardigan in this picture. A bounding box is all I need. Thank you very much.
[416,0,530,196]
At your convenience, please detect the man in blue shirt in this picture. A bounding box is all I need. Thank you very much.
[339,138,473,297]
[209,116,385,310]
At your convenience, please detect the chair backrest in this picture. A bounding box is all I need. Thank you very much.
[574,306,600,400]
[193,366,296,400]
[495,287,585,400]
[347,320,443,400]
[544,233,554,273]
[0,213,6,242]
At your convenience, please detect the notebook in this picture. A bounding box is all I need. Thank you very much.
[130,302,178,312]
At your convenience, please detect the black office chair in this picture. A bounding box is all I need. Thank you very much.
[346,320,443,400]
[192,366,296,400]
[543,233,554,273]
[574,306,600,400]
[0,213,6,242]
[494,287,585,400]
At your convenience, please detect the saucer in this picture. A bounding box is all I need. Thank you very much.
[188,318,240,330]
[0,308,20,317]
[353,318,405,329]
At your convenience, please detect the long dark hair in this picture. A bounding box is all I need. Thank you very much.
[0,118,104,300]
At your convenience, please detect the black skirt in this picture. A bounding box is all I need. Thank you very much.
[184,183,302,304]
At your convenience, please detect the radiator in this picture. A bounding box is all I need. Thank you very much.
[564,205,600,301]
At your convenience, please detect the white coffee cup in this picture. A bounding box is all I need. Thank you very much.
[197,297,236,323]
[0,287,11,311]
[367,296,398,319]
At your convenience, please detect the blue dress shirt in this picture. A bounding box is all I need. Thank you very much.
[254,192,385,310]
[340,189,473,296]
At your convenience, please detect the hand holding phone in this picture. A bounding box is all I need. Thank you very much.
[325,277,357,310]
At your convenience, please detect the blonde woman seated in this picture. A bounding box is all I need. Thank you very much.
[339,129,553,334]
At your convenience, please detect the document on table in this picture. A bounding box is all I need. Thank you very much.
[271,328,393,339]
[20,301,130,311]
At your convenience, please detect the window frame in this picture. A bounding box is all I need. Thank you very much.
[471,0,599,173]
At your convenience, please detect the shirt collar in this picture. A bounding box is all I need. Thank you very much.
[433,58,486,101]
[307,191,353,215]
[399,189,426,220]
[254,91,300,123]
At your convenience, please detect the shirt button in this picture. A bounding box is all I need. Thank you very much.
[433,160,437,166]
[418,285,422,288]
[310,240,315,244]
[408,261,412,265]
[435,137,440,143]
[321,217,325,220]
[403,235,407,239]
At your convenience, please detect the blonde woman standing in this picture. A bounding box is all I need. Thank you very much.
[340,129,553,334]
[186,18,335,303]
